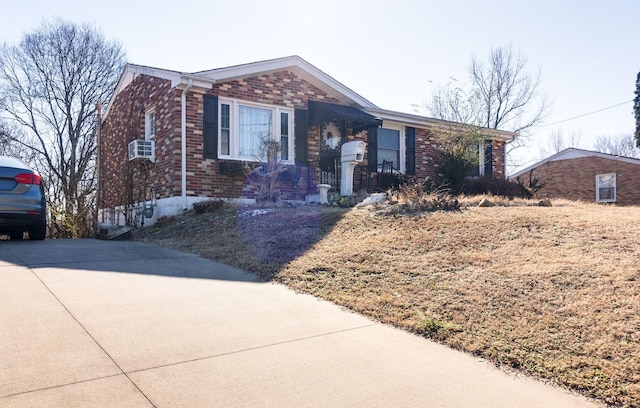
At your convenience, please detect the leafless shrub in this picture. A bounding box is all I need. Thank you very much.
[384,182,460,214]
[244,137,287,205]
[193,199,226,214]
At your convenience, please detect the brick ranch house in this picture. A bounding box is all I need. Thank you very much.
[509,148,640,205]
[98,56,515,226]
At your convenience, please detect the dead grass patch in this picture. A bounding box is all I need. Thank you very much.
[136,199,640,407]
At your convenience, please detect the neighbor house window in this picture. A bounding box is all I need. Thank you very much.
[377,127,401,170]
[596,173,616,202]
[218,98,294,162]
[145,109,156,140]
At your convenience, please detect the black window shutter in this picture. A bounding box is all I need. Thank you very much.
[405,127,416,175]
[203,95,218,159]
[367,127,378,172]
[294,109,308,164]
[484,139,493,176]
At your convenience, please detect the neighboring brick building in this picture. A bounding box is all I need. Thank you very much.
[98,56,515,226]
[509,148,640,205]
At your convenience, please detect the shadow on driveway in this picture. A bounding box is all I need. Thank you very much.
[0,239,260,282]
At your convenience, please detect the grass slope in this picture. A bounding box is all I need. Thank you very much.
[137,199,640,407]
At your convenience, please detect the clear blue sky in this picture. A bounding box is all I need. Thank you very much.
[2,0,639,172]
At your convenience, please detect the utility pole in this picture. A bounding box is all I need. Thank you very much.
[634,72,640,146]
[95,101,102,229]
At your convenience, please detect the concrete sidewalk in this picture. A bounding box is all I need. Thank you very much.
[0,239,601,407]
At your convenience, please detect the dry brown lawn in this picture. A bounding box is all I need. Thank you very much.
[136,197,640,407]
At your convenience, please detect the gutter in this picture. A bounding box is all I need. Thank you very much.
[181,79,193,211]
[365,107,517,142]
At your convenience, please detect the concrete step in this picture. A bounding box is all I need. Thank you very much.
[95,224,133,240]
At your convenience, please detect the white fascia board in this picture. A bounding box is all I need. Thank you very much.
[365,107,517,142]
[121,64,183,90]
[195,56,303,80]
[561,148,640,165]
[194,56,378,109]
[103,64,184,120]
[509,149,584,179]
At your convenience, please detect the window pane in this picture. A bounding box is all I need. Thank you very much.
[377,128,400,168]
[598,174,615,187]
[220,104,230,155]
[280,112,288,136]
[280,112,289,160]
[281,137,289,160]
[146,111,156,139]
[378,148,399,168]
[599,187,614,200]
[221,129,230,155]
[239,105,272,158]
[378,128,400,149]
[221,104,230,129]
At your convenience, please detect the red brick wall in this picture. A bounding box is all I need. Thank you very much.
[99,74,179,209]
[212,72,344,108]
[492,140,506,178]
[519,156,640,205]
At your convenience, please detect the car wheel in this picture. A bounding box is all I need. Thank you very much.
[9,231,24,240]
[29,224,46,240]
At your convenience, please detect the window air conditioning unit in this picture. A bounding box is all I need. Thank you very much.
[128,139,155,163]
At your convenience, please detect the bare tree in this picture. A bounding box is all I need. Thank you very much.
[244,135,288,205]
[427,45,550,157]
[470,45,549,133]
[0,19,125,237]
[538,129,583,158]
[594,134,640,158]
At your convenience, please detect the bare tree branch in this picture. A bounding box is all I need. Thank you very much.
[469,45,550,134]
[594,134,640,158]
[538,129,583,159]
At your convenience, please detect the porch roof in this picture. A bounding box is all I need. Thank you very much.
[308,100,382,134]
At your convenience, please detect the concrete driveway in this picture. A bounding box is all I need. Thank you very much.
[0,239,601,407]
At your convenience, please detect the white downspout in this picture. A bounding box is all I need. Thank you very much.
[181,79,193,211]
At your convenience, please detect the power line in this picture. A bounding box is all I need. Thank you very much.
[533,99,633,129]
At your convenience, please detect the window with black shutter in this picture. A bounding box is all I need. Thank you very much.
[367,127,378,172]
[294,109,308,164]
[203,95,218,159]
[406,127,416,175]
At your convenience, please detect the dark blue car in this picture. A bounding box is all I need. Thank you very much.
[0,156,47,240]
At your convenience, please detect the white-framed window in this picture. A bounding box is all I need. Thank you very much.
[596,173,616,202]
[145,109,156,140]
[218,98,294,163]
[376,123,405,173]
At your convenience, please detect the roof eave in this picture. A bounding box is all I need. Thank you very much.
[509,147,640,179]
[365,107,517,141]
[195,56,378,109]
